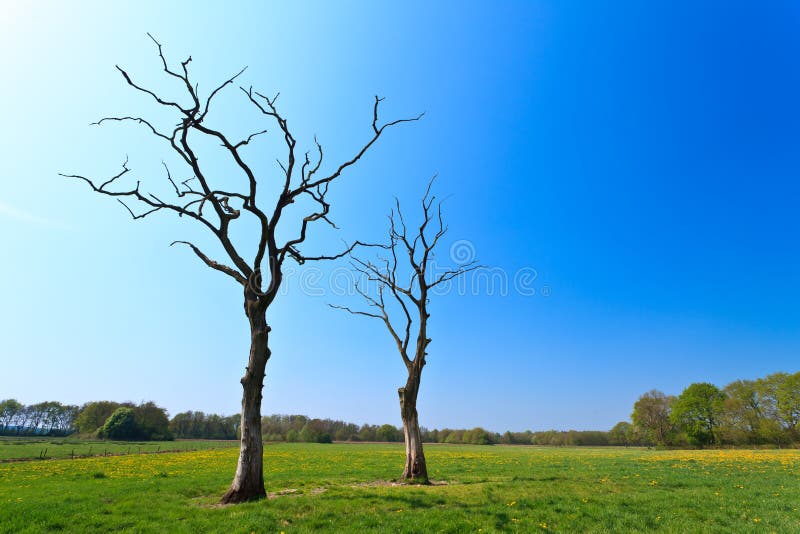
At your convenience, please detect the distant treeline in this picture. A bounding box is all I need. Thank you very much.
[13,370,799,447]
[0,400,615,445]
[615,371,800,447]
[0,400,78,436]
[169,411,240,440]
[0,400,173,441]
[258,415,613,446]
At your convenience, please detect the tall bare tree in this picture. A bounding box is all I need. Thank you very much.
[61,35,420,503]
[332,179,477,482]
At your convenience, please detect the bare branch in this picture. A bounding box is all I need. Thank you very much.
[92,116,172,142]
[170,240,246,285]
[350,255,417,302]
[146,32,198,111]
[234,129,268,149]
[117,198,159,220]
[430,262,481,287]
[115,65,186,112]
[329,280,412,367]
[162,162,184,197]
[242,86,296,198]
[328,304,383,320]
[200,66,248,121]
[60,159,219,234]
[286,240,384,265]
[295,96,423,195]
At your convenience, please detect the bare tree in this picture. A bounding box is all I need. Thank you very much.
[332,178,477,482]
[61,35,420,503]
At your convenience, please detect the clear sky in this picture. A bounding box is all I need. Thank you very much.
[1,1,798,432]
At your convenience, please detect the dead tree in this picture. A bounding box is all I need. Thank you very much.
[331,178,477,482]
[61,35,420,503]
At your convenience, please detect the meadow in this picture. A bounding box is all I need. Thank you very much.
[2,443,800,532]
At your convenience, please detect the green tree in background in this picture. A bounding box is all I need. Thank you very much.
[75,401,124,435]
[752,373,794,444]
[376,424,401,442]
[608,421,635,446]
[134,402,173,441]
[775,373,800,438]
[298,419,333,443]
[0,399,23,433]
[720,380,765,444]
[99,408,138,440]
[671,383,726,446]
[464,427,494,445]
[631,390,675,446]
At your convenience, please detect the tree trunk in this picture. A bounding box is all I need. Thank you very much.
[398,370,429,483]
[221,298,270,504]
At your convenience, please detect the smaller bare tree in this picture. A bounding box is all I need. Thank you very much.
[332,178,477,482]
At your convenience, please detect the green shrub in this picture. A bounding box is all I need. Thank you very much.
[98,408,137,439]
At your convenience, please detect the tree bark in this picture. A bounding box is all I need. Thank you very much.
[221,297,270,504]
[398,370,429,483]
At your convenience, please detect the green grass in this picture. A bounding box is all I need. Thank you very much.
[2,443,800,532]
[0,437,237,461]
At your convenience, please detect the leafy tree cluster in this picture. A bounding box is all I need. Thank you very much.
[169,411,240,440]
[261,415,375,443]
[431,428,498,445]
[615,372,800,447]
[76,401,173,441]
[0,400,78,436]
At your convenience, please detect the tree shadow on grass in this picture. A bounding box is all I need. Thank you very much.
[343,492,448,510]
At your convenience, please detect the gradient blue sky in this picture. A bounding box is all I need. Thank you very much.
[1,1,798,431]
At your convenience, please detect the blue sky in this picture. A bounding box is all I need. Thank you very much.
[0,1,798,431]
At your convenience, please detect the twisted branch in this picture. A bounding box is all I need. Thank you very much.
[66,34,420,301]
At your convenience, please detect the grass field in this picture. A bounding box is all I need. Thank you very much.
[2,443,800,532]
[0,437,238,461]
